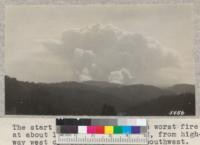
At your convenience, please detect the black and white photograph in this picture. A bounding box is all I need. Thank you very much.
[5,4,195,116]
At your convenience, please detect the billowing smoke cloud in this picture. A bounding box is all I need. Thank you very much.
[109,68,134,84]
[42,24,181,85]
[79,67,92,82]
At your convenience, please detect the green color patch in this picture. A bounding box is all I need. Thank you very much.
[114,126,122,134]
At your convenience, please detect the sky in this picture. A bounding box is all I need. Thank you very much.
[5,4,195,86]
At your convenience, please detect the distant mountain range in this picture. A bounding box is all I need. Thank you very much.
[5,76,195,116]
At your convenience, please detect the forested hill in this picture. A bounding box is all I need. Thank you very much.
[5,76,195,116]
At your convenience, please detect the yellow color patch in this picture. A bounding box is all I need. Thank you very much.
[104,126,114,134]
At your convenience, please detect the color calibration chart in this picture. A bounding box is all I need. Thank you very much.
[56,118,148,144]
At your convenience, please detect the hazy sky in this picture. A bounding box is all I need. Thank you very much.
[5,4,195,85]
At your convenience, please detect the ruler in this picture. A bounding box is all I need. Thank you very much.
[56,134,148,144]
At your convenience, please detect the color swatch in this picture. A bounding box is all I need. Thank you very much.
[56,118,147,135]
[57,125,146,134]
[56,118,146,126]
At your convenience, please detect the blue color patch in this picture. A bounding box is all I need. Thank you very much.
[122,126,132,134]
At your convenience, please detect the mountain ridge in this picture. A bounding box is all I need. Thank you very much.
[5,75,195,116]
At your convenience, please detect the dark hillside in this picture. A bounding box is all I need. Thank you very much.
[5,76,195,116]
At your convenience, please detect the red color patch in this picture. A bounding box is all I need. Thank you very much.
[95,126,104,134]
